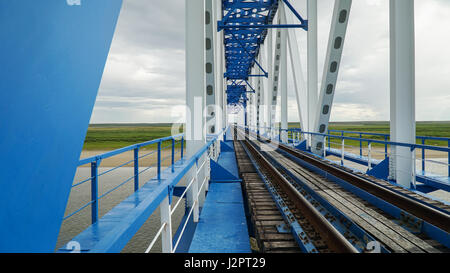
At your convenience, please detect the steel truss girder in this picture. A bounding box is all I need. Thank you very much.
[283,3,306,130]
[311,0,352,155]
[222,0,278,104]
[221,0,307,110]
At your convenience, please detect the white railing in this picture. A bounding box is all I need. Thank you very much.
[144,132,222,253]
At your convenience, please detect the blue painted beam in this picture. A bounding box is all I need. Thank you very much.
[0,0,122,253]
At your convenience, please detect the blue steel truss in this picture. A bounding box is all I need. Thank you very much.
[219,0,306,108]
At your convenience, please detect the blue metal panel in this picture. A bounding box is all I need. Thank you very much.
[295,140,308,151]
[210,160,240,181]
[220,140,234,153]
[188,182,251,253]
[416,172,450,192]
[0,0,122,252]
[211,141,240,182]
[367,158,390,180]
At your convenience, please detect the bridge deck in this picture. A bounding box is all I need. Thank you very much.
[188,140,251,253]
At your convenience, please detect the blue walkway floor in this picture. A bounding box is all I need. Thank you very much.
[188,140,251,253]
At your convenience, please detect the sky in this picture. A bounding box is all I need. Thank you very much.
[90,0,450,124]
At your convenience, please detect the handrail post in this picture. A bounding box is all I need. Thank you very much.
[384,135,388,159]
[328,130,331,149]
[368,142,372,171]
[411,146,417,189]
[160,195,172,253]
[328,132,331,149]
[323,136,327,158]
[193,159,199,222]
[341,138,345,166]
[205,147,211,192]
[180,136,184,159]
[421,138,425,173]
[359,133,363,157]
[171,138,175,173]
[134,147,139,192]
[91,160,99,224]
[157,141,162,180]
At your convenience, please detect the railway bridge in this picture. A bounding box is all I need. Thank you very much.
[0,0,449,253]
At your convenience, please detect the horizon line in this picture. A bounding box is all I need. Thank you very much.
[89,120,450,125]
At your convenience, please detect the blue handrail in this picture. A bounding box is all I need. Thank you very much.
[328,129,450,142]
[78,134,184,166]
[64,133,185,223]
[327,129,450,174]
[285,128,450,177]
[286,129,450,153]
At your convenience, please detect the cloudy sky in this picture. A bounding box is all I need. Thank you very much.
[90,0,450,124]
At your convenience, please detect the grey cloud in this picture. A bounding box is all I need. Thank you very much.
[91,0,450,123]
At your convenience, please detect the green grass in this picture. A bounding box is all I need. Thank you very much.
[82,123,184,150]
[82,122,449,150]
[288,121,450,148]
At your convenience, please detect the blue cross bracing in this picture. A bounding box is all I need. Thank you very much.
[220,0,278,106]
[219,0,307,107]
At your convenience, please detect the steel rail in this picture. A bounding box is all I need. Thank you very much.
[249,130,450,233]
[241,134,359,253]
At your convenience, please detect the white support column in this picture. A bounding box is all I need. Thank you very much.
[307,0,318,141]
[223,79,228,130]
[266,29,273,135]
[186,0,206,153]
[256,59,262,134]
[280,8,288,143]
[311,0,352,155]
[192,161,200,222]
[250,70,256,131]
[283,4,306,130]
[251,71,256,131]
[160,196,172,253]
[198,154,207,207]
[186,0,205,216]
[270,19,282,131]
[389,0,416,188]
[205,0,217,136]
[259,49,267,135]
[220,10,227,132]
[223,71,228,129]
[215,0,224,139]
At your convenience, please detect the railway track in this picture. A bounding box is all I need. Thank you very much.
[233,127,450,253]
